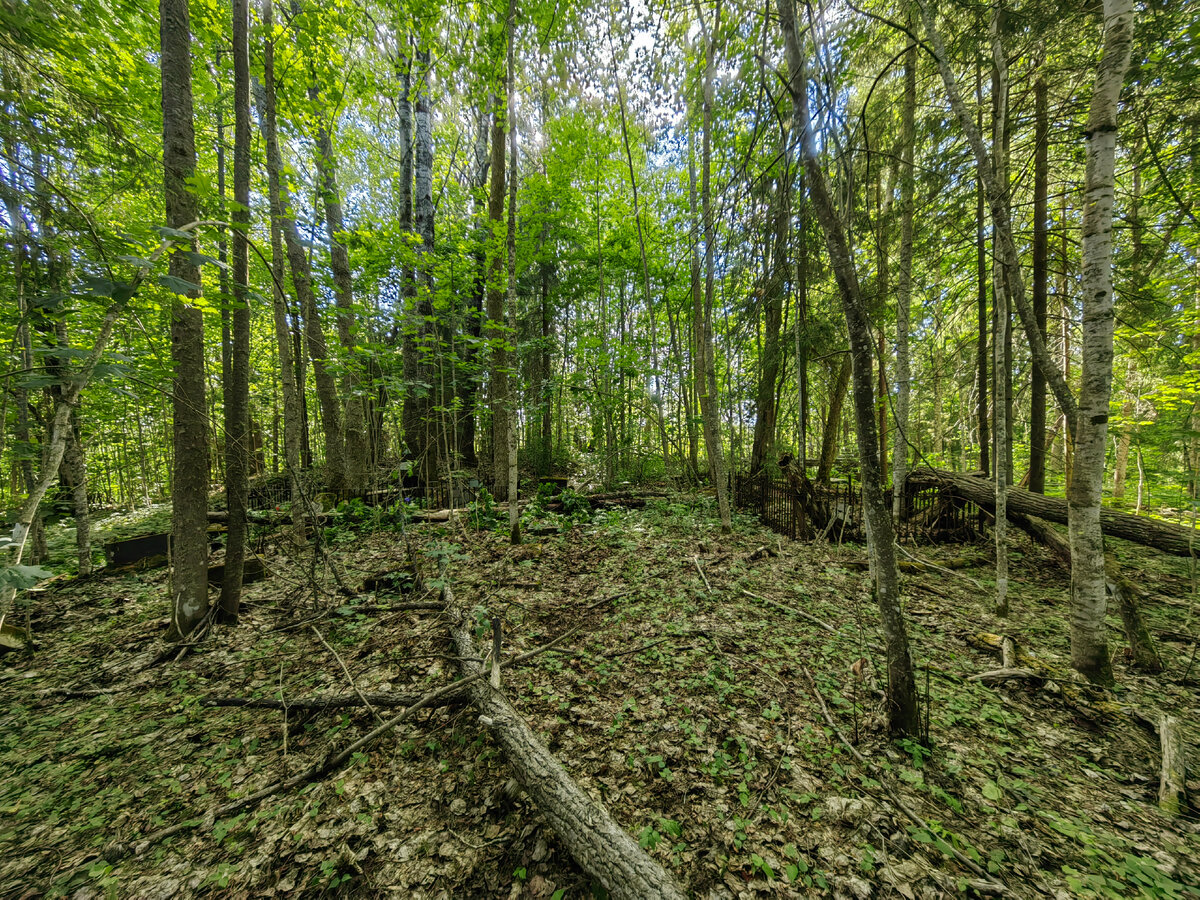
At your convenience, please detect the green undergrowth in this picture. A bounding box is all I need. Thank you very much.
[0,491,1197,897]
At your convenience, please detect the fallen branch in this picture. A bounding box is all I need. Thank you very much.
[442,578,686,900]
[203,691,466,711]
[741,590,837,635]
[45,619,581,891]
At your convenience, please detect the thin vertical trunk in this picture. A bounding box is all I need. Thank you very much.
[1060,191,1073,487]
[991,4,1010,618]
[506,56,520,546]
[751,126,790,475]
[816,356,851,484]
[975,58,990,477]
[396,54,420,467]
[487,5,512,494]
[696,3,732,534]
[254,7,344,494]
[259,0,306,536]
[414,47,438,485]
[1068,0,1135,684]
[779,0,918,734]
[161,0,209,641]
[458,103,490,469]
[1113,399,1133,498]
[892,32,916,520]
[1029,72,1049,494]
[310,84,368,495]
[220,0,252,624]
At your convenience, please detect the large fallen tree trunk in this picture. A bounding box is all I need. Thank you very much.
[441,581,686,900]
[1010,514,1163,672]
[908,469,1200,558]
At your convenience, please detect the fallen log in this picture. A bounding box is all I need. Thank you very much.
[204,689,467,711]
[908,468,1200,558]
[1158,715,1189,817]
[1010,514,1163,673]
[442,580,686,900]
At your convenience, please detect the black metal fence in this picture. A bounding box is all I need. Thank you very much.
[733,470,980,544]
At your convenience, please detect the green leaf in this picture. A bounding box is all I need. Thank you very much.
[982,780,1003,801]
[185,250,227,270]
[0,564,54,591]
[156,274,201,296]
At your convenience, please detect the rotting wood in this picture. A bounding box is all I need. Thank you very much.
[1158,714,1189,817]
[911,468,1200,558]
[442,578,687,900]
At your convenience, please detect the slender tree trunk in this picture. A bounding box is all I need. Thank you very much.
[975,59,990,477]
[816,355,851,484]
[778,0,918,735]
[695,5,732,533]
[458,103,489,469]
[254,6,344,494]
[414,47,438,485]
[991,5,1010,618]
[1068,0,1135,684]
[161,0,209,641]
[220,0,252,624]
[1029,71,1049,494]
[310,84,368,495]
[751,126,790,475]
[505,54,521,546]
[1113,400,1133,499]
[487,6,512,494]
[892,32,916,520]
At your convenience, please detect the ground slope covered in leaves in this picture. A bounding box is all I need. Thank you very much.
[0,494,1198,898]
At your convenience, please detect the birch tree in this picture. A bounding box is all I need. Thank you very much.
[920,0,1136,680]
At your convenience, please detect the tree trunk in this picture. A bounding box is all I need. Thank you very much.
[220,0,252,624]
[816,355,851,484]
[161,0,209,641]
[414,46,439,486]
[254,6,344,494]
[990,6,1009,618]
[692,25,732,534]
[1067,0,1135,684]
[459,103,490,470]
[487,9,511,495]
[1029,72,1049,494]
[909,469,1200,558]
[779,0,918,736]
[751,125,790,476]
[505,26,520,546]
[441,581,686,899]
[892,32,916,519]
[310,85,368,496]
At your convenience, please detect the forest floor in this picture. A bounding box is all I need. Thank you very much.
[1,491,1198,898]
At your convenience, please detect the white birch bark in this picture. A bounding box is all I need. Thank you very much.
[1068,0,1135,682]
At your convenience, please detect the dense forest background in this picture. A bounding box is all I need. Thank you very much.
[1,0,1199,896]
[2,0,1196,528]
